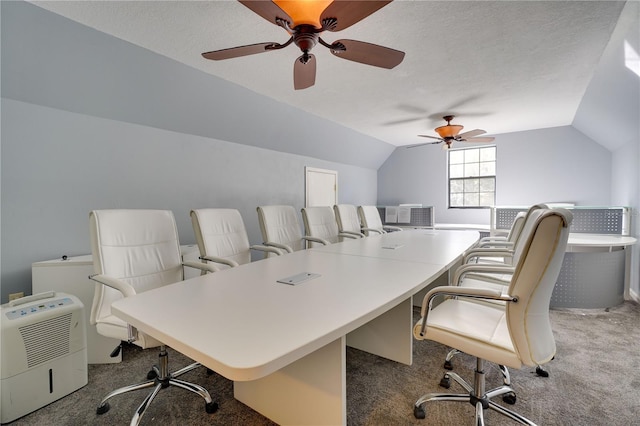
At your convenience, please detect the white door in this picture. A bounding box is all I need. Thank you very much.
[305,167,338,207]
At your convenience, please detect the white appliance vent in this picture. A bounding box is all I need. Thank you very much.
[19,312,72,368]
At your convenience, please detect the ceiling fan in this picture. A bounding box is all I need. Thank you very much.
[201,0,405,90]
[406,115,495,150]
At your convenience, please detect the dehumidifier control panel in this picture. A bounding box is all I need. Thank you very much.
[4,292,76,320]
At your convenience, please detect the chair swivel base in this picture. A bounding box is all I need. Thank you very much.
[96,346,218,426]
[414,359,536,426]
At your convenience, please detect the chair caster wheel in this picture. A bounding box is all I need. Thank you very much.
[205,401,219,413]
[444,360,453,370]
[414,404,426,419]
[439,375,451,389]
[536,366,549,377]
[147,369,158,380]
[502,392,517,405]
[96,402,110,415]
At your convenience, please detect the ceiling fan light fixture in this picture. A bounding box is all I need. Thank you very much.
[435,123,463,138]
[274,0,333,28]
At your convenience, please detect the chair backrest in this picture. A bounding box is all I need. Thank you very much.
[301,206,341,246]
[509,208,548,265]
[506,208,572,367]
[334,204,362,235]
[358,205,384,235]
[89,209,183,326]
[191,208,251,267]
[511,204,547,247]
[256,205,305,252]
[506,212,526,242]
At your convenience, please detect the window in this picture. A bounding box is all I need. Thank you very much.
[448,146,496,208]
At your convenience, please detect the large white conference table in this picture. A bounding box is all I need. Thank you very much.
[111,229,479,425]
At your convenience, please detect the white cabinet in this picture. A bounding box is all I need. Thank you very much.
[31,245,201,364]
[32,255,121,364]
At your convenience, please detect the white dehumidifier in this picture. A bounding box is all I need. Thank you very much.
[1,291,87,423]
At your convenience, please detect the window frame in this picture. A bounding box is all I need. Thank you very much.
[447,145,497,209]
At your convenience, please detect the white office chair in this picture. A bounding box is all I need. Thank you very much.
[413,208,572,425]
[333,204,365,238]
[443,207,552,383]
[357,205,403,236]
[301,206,360,247]
[464,204,547,266]
[475,211,526,249]
[191,208,281,269]
[256,205,326,255]
[89,209,218,425]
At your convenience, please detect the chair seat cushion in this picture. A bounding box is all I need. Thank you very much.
[97,314,163,349]
[415,298,523,369]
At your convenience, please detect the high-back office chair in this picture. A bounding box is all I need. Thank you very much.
[89,209,218,425]
[443,207,551,382]
[413,209,572,425]
[465,204,547,266]
[301,206,360,247]
[191,208,281,269]
[475,211,526,249]
[256,205,326,255]
[357,205,403,236]
[333,204,365,238]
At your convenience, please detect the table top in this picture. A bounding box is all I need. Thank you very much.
[314,229,480,267]
[567,233,637,247]
[111,230,479,382]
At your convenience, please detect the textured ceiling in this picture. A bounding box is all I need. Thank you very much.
[30,0,625,147]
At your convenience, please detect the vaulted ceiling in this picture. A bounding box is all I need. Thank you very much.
[30,1,625,147]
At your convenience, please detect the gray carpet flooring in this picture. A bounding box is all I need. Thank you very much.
[8,301,640,425]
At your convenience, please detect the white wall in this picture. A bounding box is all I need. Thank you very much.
[0,99,378,302]
[378,125,612,225]
[0,1,382,302]
[573,1,639,300]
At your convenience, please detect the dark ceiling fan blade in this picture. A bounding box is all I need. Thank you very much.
[330,39,404,69]
[462,136,495,143]
[202,42,279,60]
[321,1,392,31]
[417,135,443,140]
[294,53,316,90]
[456,129,486,139]
[238,1,292,26]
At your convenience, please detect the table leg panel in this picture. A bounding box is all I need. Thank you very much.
[234,337,346,425]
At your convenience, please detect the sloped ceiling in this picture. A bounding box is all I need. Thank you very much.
[30,1,625,147]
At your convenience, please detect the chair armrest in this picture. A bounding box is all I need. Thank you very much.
[414,285,518,340]
[477,240,514,249]
[464,247,513,264]
[88,274,141,342]
[452,263,515,286]
[302,236,330,245]
[263,241,294,253]
[199,255,239,268]
[339,231,364,239]
[183,260,220,273]
[88,274,136,297]
[478,236,507,244]
[250,244,284,256]
[383,225,403,232]
[361,227,384,235]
